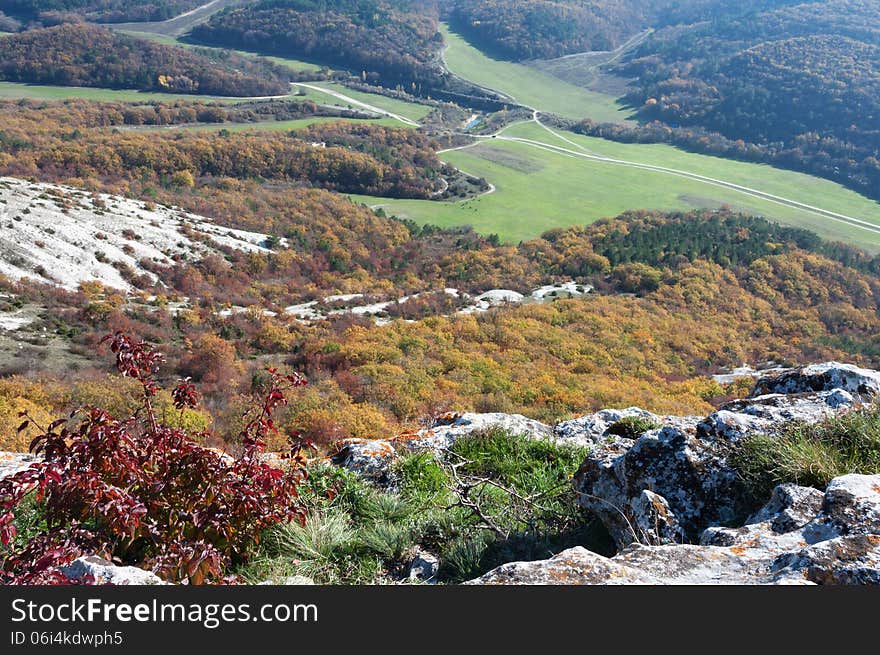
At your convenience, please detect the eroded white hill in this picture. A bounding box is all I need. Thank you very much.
[0,177,274,292]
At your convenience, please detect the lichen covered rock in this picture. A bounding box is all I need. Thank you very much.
[399,412,552,452]
[698,390,856,443]
[574,425,747,548]
[554,407,700,446]
[471,474,880,585]
[574,363,875,549]
[752,362,880,400]
[328,438,397,484]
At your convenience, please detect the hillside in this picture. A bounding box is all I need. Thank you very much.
[0,100,446,198]
[447,0,664,60]
[0,23,291,96]
[5,194,880,446]
[0,177,276,291]
[0,0,204,23]
[620,0,880,201]
[190,0,445,88]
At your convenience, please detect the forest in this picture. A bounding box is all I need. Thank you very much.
[0,0,203,23]
[190,0,445,90]
[447,0,664,60]
[0,23,292,96]
[5,183,880,452]
[445,1,826,61]
[619,0,880,201]
[0,100,445,198]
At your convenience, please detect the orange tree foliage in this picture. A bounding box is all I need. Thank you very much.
[0,102,443,198]
[6,204,880,448]
[288,251,880,428]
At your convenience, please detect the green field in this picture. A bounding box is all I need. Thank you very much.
[133,116,402,134]
[349,121,880,249]
[293,83,432,123]
[0,81,247,103]
[440,24,633,124]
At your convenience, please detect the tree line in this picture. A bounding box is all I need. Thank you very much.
[0,23,292,96]
[0,0,204,24]
[190,0,446,90]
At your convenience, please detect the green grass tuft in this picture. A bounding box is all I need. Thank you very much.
[606,416,662,439]
[730,405,880,503]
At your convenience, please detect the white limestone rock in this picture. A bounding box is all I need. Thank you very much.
[61,556,166,585]
[399,412,552,452]
[328,438,397,484]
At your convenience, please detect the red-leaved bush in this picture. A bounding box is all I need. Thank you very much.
[0,332,309,585]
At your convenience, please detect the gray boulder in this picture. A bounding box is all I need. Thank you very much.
[573,425,747,548]
[554,408,701,446]
[752,362,880,400]
[471,474,880,585]
[328,438,397,484]
[698,390,857,443]
[575,363,874,548]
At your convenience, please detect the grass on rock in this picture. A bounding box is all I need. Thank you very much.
[237,428,612,584]
[730,404,880,503]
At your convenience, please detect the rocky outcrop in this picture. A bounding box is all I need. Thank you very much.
[398,412,553,451]
[470,474,880,584]
[574,364,878,550]
[553,407,701,446]
[697,389,856,443]
[330,409,697,481]
[574,425,747,547]
[752,362,880,399]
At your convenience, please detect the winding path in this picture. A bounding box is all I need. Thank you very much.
[107,0,245,36]
[291,83,421,127]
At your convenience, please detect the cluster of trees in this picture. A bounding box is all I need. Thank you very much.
[0,0,203,24]
[0,102,443,198]
[447,0,664,60]
[292,121,445,180]
[0,23,291,96]
[620,0,880,200]
[190,0,445,89]
[0,97,365,128]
